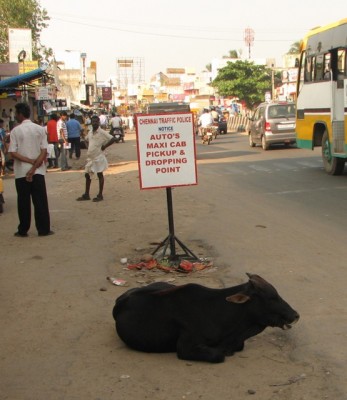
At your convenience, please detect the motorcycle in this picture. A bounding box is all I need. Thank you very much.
[111,127,124,143]
[201,127,213,145]
[211,123,219,139]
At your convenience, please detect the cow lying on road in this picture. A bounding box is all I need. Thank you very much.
[113,273,299,363]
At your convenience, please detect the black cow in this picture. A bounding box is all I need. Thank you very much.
[113,273,299,363]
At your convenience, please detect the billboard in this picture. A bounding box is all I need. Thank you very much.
[166,68,185,74]
[18,60,38,74]
[8,28,32,62]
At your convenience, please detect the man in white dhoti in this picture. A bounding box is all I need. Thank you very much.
[76,115,116,202]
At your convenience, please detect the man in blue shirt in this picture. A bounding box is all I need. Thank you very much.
[66,113,83,160]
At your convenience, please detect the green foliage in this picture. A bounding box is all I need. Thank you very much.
[0,0,50,62]
[222,49,238,59]
[205,63,212,72]
[212,60,272,109]
[287,41,301,54]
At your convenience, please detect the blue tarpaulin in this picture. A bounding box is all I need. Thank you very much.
[0,68,46,90]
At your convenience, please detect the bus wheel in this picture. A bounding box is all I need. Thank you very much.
[322,131,345,175]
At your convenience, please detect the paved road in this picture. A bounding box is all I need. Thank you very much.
[178,132,347,392]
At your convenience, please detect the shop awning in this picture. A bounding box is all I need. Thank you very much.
[0,68,47,90]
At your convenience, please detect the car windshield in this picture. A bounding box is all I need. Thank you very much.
[268,105,295,119]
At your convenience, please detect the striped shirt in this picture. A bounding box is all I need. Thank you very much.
[57,118,67,140]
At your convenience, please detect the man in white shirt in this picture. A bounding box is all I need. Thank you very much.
[110,112,125,142]
[76,115,116,202]
[9,102,53,237]
[99,111,108,129]
[198,109,213,128]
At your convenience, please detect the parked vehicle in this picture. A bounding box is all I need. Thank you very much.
[248,102,296,150]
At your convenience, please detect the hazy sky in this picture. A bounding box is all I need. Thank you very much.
[39,0,347,82]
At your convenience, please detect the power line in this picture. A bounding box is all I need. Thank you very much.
[51,16,296,42]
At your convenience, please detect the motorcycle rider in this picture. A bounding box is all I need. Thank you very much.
[198,108,213,136]
[210,106,219,123]
[110,112,124,142]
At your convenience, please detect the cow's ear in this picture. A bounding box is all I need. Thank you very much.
[226,293,250,304]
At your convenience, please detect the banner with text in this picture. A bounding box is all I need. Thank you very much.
[136,112,197,189]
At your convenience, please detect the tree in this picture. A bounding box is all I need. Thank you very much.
[0,0,50,63]
[222,49,238,59]
[205,63,212,72]
[212,60,271,109]
[287,41,301,54]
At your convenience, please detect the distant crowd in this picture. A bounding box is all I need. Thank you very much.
[0,108,135,175]
[0,103,132,234]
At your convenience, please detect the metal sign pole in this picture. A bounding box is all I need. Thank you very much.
[166,187,176,259]
[151,187,199,262]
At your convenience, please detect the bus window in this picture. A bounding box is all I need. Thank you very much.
[305,55,312,82]
[315,54,324,81]
[323,53,331,80]
[337,49,346,77]
[311,56,316,81]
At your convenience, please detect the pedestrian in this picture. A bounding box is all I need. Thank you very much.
[76,115,116,202]
[8,102,53,237]
[0,119,6,176]
[57,111,71,171]
[2,109,9,130]
[46,113,59,168]
[128,114,134,131]
[99,111,108,129]
[9,108,15,130]
[66,112,83,160]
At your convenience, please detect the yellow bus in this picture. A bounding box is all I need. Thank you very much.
[296,18,347,175]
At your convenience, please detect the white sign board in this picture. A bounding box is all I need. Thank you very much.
[35,86,57,100]
[136,112,197,189]
[8,28,32,62]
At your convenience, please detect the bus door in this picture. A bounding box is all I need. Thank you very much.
[330,49,346,154]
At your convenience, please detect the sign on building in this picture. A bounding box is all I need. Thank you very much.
[136,112,197,189]
[42,99,69,113]
[102,87,112,100]
[18,60,38,74]
[8,28,32,62]
[35,86,57,100]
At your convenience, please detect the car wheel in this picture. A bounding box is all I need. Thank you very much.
[249,134,256,147]
[322,130,345,175]
[261,135,269,150]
